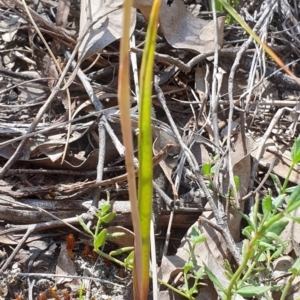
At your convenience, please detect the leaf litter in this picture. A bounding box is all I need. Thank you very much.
[0,0,300,299]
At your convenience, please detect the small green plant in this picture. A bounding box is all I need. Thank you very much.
[181,226,206,299]
[202,154,219,180]
[205,137,300,299]
[78,204,207,299]
[77,203,133,268]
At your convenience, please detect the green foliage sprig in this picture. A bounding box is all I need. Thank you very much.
[78,203,128,268]
[205,137,300,299]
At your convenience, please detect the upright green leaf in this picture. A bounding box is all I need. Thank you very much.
[188,226,206,246]
[230,175,240,198]
[124,251,134,268]
[138,0,162,295]
[273,194,287,211]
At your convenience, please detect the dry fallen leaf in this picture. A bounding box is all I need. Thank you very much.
[133,0,225,53]
[78,0,136,61]
[195,64,207,102]
[0,13,26,42]
[56,241,80,289]
[153,135,178,197]
[251,138,300,184]
[223,131,253,241]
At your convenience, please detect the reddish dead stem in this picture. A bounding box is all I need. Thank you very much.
[48,287,60,300]
[82,243,90,256]
[62,289,72,300]
[66,233,75,259]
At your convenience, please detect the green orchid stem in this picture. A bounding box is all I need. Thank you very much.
[137,0,161,297]
[281,163,295,194]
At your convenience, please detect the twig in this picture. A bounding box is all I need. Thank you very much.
[242,157,277,201]
[0,196,89,236]
[154,80,241,264]
[0,144,173,198]
[0,227,34,274]
[28,279,35,300]
[130,47,214,73]
[0,215,90,237]
[162,210,174,256]
[0,7,93,178]
[5,166,125,176]
[210,0,221,149]
[249,108,285,199]
[64,50,126,157]
[21,0,73,164]
[152,181,174,208]
[11,0,76,44]
[154,82,199,170]
[225,1,277,208]
[130,36,140,100]
[154,80,242,265]
[154,82,223,220]
[63,50,126,213]
[96,120,106,175]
